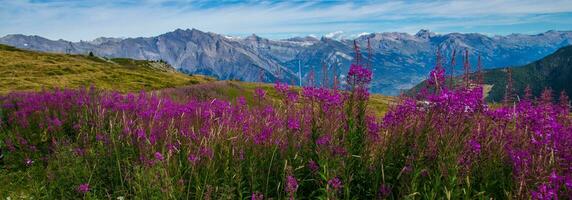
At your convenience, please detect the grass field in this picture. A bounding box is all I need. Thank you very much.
[0,44,213,94]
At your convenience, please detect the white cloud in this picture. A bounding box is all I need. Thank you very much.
[355,32,370,38]
[0,0,571,41]
[324,31,344,40]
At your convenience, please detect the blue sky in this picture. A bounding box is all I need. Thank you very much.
[1,0,572,41]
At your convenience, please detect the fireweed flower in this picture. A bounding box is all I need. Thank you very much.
[237,96,247,106]
[366,115,381,141]
[316,134,332,146]
[307,160,319,172]
[187,154,199,165]
[254,88,266,100]
[347,64,372,87]
[51,117,62,128]
[285,175,298,196]
[565,177,572,190]
[74,148,86,156]
[331,146,347,157]
[427,66,445,89]
[154,152,164,161]
[77,183,90,194]
[251,192,264,200]
[427,50,446,92]
[286,91,299,103]
[4,139,15,152]
[254,127,272,145]
[468,139,481,154]
[199,147,214,160]
[274,82,289,94]
[287,117,300,130]
[378,184,391,199]
[531,183,558,200]
[347,64,372,100]
[328,177,343,191]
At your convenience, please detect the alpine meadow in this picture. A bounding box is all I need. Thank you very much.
[1,0,572,199]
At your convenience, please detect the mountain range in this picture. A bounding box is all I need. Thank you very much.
[1,29,572,95]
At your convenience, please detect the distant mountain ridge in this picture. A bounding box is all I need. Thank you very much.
[2,29,572,95]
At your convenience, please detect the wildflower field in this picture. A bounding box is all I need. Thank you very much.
[1,56,571,199]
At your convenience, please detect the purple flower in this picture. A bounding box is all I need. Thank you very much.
[254,127,272,145]
[77,183,90,194]
[285,175,298,195]
[366,116,380,139]
[286,91,299,102]
[74,148,86,156]
[251,192,264,200]
[287,117,300,130]
[565,177,572,190]
[200,147,214,160]
[237,96,247,106]
[51,117,62,128]
[255,88,266,100]
[316,134,332,146]
[73,123,81,130]
[468,139,481,154]
[427,50,445,90]
[188,154,199,165]
[328,177,343,191]
[531,183,558,200]
[307,160,319,172]
[95,133,106,142]
[378,184,391,198]
[135,129,146,140]
[274,82,289,94]
[154,152,164,161]
[347,64,372,87]
[331,146,347,157]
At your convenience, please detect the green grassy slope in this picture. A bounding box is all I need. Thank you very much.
[0,44,213,94]
[484,45,572,102]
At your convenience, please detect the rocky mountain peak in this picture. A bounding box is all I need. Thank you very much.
[415,29,435,39]
[89,37,122,45]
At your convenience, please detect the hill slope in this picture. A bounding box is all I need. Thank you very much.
[409,45,572,102]
[0,44,212,94]
[484,45,572,102]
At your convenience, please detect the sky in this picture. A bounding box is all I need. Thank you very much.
[1,0,572,41]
